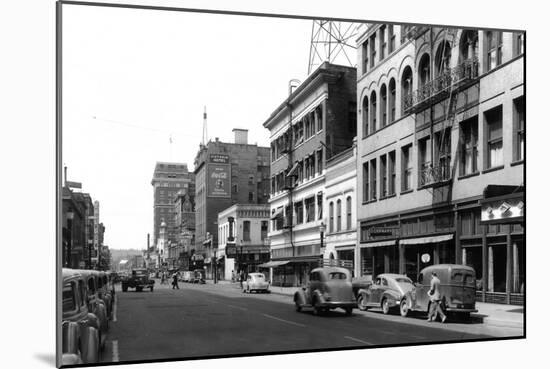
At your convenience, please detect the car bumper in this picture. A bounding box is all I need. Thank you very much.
[320,301,357,309]
[445,307,478,313]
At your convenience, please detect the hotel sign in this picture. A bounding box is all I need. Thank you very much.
[481,194,524,224]
[207,154,231,198]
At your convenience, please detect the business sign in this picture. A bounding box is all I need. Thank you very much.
[369,226,400,237]
[207,156,231,198]
[481,197,524,224]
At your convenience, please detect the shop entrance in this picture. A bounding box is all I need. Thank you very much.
[404,244,433,282]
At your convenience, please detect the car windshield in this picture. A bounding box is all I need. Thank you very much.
[328,272,348,280]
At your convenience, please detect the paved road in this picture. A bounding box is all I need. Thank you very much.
[101,281,505,364]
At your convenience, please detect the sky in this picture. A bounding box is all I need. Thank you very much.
[62,3,358,250]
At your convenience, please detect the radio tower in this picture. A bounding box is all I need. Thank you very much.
[308,20,362,75]
[202,106,208,146]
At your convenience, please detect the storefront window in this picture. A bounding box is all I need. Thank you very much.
[464,246,483,290]
[490,245,507,293]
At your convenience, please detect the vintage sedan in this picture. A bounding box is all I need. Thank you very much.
[400,264,478,320]
[293,267,357,316]
[242,273,270,293]
[356,274,415,314]
[61,269,101,365]
[77,269,110,349]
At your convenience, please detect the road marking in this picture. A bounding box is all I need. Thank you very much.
[344,336,373,345]
[262,314,306,327]
[112,340,119,362]
[113,295,118,322]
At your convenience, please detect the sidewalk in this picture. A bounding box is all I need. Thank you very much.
[205,280,524,328]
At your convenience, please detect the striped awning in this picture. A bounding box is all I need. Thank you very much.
[258,260,290,268]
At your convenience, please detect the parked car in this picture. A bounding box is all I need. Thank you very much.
[192,269,206,284]
[61,269,101,365]
[356,274,415,314]
[351,275,373,298]
[121,268,155,292]
[293,267,357,316]
[400,264,478,319]
[77,270,109,349]
[242,273,270,293]
[181,271,192,282]
[95,271,114,319]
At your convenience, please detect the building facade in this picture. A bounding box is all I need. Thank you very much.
[324,140,358,276]
[193,129,270,277]
[356,25,524,304]
[168,188,196,270]
[151,162,195,248]
[218,204,270,280]
[263,62,357,287]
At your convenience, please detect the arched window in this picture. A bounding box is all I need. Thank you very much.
[329,202,334,233]
[418,53,430,87]
[389,78,396,123]
[435,41,452,76]
[336,199,342,232]
[346,196,352,230]
[401,66,413,114]
[362,95,369,136]
[370,91,377,133]
[460,30,479,62]
[380,84,387,128]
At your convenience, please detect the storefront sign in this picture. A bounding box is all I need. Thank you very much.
[209,154,229,164]
[481,196,524,224]
[206,160,231,198]
[369,226,400,237]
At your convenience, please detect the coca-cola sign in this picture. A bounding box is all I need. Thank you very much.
[207,161,231,198]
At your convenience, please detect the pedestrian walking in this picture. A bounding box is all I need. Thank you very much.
[427,271,447,323]
[172,272,180,289]
[231,270,235,283]
[161,272,166,285]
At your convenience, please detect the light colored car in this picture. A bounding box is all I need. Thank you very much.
[181,271,192,282]
[357,273,414,314]
[61,269,101,365]
[242,273,270,293]
[77,269,109,349]
[293,267,357,316]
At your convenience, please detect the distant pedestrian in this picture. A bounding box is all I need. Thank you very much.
[231,270,236,283]
[172,272,179,289]
[239,270,244,288]
[427,271,447,323]
[161,272,166,285]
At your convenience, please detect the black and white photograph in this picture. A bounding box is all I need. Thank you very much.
[4,0,546,368]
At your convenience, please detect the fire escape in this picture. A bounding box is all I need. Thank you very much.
[402,26,480,200]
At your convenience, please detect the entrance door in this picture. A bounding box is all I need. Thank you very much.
[404,244,434,282]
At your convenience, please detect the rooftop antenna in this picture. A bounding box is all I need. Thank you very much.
[202,106,208,146]
[308,20,361,74]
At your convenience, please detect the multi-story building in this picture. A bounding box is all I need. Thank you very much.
[193,129,270,277]
[169,188,195,270]
[324,139,358,276]
[72,192,95,269]
[356,24,524,304]
[263,62,357,287]
[218,204,270,280]
[151,162,195,248]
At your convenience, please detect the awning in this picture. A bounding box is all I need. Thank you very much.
[286,162,299,177]
[362,240,396,248]
[399,234,454,245]
[257,260,290,268]
[270,208,283,220]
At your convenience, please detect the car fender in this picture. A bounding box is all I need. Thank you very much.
[85,313,101,331]
[402,291,416,310]
[312,289,325,304]
[381,291,401,307]
[294,289,306,306]
[62,321,81,355]
[80,326,99,364]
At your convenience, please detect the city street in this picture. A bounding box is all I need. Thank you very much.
[100,280,520,364]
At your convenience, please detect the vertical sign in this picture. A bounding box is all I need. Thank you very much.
[207,154,231,198]
[93,201,100,263]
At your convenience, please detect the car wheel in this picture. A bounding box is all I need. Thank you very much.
[295,299,302,312]
[400,299,409,317]
[136,287,143,292]
[381,298,390,315]
[357,294,368,311]
[122,286,127,292]
[312,297,322,316]
[150,286,154,292]
[344,307,353,316]
[247,286,250,294]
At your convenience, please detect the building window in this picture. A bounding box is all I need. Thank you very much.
[401,144,412,191]
[401,66,413,115]
[389,78,396,123]
[370,159,377,200]
[435,128,451,181]
[389,151,396,195]
[388,25,395,53]
[329,201,334,233]
[514,32,525,56]
[380,154,387,197]
[369,33,376,68]
[317,149,323,174]
[363,162,369,201]
[435,41,451,76]
[248,175,254,185]
[316,105,323,132]
[419,53,430,88]
[370,91,377,133]
[362,40,369,74]
[459,30,479,63]
[346,196,352,230]
[317,193,323,220]
[419,137,431,186]
[233,184,238,193]
[380,84,387,128]
[243,221,251,241]
[305,197,315,223]
[248,192,254,202]
[459,117,479,176]
[513,97,525,161]
[261,221,268,240]
[362,95,369,137]
[348,101,357,134]
[336,199,342,232]
[379,25,386,60]
[295,201,304,225]
[486,31,502,71]
[485,106,503,168]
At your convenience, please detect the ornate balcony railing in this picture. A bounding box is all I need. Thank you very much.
[419,164,451,187]
[401,26,429,43]
[404,58,479,113]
